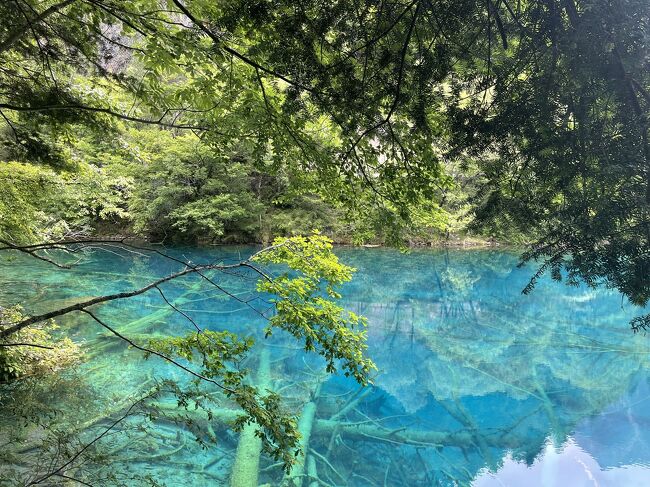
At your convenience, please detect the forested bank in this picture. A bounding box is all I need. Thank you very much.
[0,127,490,247]
[0,98,501,247]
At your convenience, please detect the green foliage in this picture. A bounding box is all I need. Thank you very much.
[146,330,252,384]
[145,330,301,466]
[448,0,650,325]
[255,234,375,382]
[64,165,132,227]
[0,162,61,243]
[0,161,129,243]
[125,131,263,242]
[0,306,80,383]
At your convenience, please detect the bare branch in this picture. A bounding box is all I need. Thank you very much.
[0,239,280,339]
[155,285,202,332]
[0,238,71,268]
[0,103,211,131]
[0,342,54,350]
[0,263,212,338]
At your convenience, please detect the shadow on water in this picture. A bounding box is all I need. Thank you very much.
[1,246,650,486]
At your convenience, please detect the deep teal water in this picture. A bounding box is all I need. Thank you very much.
[1,246,650,486]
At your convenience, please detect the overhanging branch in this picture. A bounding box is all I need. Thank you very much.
[0,102,212,131]
[170,0,318,95]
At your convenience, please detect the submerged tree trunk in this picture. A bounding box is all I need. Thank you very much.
[152,402,526,451]
[230,346,271,487]
[306,456,319,487]
[282,384,320,487]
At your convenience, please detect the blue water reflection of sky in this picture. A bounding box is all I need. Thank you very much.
[473,440,650,487]
[474,377,650,487]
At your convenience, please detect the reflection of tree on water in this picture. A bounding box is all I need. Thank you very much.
[332,249,650,485]
[2,248,650,486]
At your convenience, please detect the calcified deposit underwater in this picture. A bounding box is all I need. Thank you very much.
[2,246,650,486]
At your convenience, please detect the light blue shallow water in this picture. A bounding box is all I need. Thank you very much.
[1,245,650,486]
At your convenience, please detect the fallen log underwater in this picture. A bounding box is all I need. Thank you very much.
[145,394,531,487]
[281,383,321,487]
[149,400,524,451]
[229,346,271,487]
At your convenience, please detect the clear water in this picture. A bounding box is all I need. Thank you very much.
[1,246,650,486]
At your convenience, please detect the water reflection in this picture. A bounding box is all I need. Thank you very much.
[1,246,649,486]
[474,438,650,487]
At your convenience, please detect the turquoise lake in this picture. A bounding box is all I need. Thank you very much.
[1,245,650,486]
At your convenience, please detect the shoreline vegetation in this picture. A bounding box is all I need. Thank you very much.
[87,231,515,249]
[2,157,522,250]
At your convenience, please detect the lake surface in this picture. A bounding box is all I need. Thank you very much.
[1,245,650,486]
